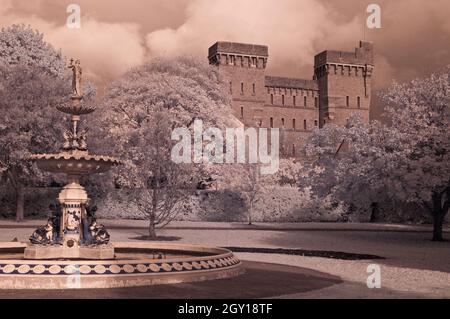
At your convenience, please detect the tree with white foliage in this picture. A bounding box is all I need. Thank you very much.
[305,68,450,240]
[100,56,232,238]
[0,24,96,221]
[0,25,68,221]
[381,69,450,241]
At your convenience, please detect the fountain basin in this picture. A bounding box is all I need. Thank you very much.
[29,153,121,175]
[0,242,244,289]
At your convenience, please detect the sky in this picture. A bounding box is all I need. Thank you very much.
[1,0,450,117]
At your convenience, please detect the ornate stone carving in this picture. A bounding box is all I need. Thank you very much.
[68,58,82,97]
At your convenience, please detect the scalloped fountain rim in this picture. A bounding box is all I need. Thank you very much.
[0,242,244,289]
[29,153,122,165]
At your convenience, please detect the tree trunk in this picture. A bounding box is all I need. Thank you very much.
[369,202,378,223]
[432,213,444,242]
[248,201,253,225]
[148,221,157,240]
[429,190,448,242]
[15,186,25,222]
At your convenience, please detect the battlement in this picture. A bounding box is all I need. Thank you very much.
[265,76,318,91]
[314,41,374,68]
[208,42,269,69]
[209,41,269,58]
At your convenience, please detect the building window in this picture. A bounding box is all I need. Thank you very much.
[229,81,232,94]
[304,96,307,107]
[293,96,296,107]
[270,117,274,128]
[240,107,244,119]
[314,120,318,127]
[253,83,256,95]
[346,96,350,107]
[282,95,285,106]
[270,94,274,105]
[293,119,296,130]
[281,118,285,128]
[357,96,361,108]
[315,97,318,108]
[304,119,307,130]
[241,82,244,95]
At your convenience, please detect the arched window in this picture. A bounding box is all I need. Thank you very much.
[270,117,274,128]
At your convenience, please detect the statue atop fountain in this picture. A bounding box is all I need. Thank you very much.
[68,58,83,97]
[25,58,120,260]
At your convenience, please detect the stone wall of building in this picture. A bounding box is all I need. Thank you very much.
[315,41,374,128]
[208,40,374,157]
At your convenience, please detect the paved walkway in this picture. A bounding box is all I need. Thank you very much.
[1,219,449,298]
[1,219,448,233]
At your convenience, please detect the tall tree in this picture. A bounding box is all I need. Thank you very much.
[305,69,450,240]
[381,69,450,240]
[0,24,94,221]
[101,56,232,238]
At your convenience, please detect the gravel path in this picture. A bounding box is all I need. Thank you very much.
[235,253,450,298]
[1,221,449,298]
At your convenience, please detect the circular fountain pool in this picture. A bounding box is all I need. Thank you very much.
[0,242,243,289]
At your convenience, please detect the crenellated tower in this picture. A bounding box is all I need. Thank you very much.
[314,41,374,128]
[208,41,269,127]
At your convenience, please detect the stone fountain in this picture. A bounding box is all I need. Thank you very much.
[0,59,243,290]
[25,58,120,259]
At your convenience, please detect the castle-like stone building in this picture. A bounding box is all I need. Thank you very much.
[208,40,374,156]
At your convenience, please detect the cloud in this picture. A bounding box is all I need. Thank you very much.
[47,19,145,81]
[0,0,146,83]
[2,0,450,91]
[146,0,362,78]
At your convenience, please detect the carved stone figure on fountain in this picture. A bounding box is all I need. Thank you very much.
[89,218,110,245]
[62,128,88,152]
[30,217,54,245]
[63,130,75,151]
[77,129,88,151]
[81,204,97,244]
[66,210,81,233]
[68,58,82,98]
[49,203,62,243]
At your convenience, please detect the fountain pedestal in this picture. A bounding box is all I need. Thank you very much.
[25,175,115,260]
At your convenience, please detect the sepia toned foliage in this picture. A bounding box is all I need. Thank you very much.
[305,69,450,240]
[100,56,232,238]
[0,24,96,221]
